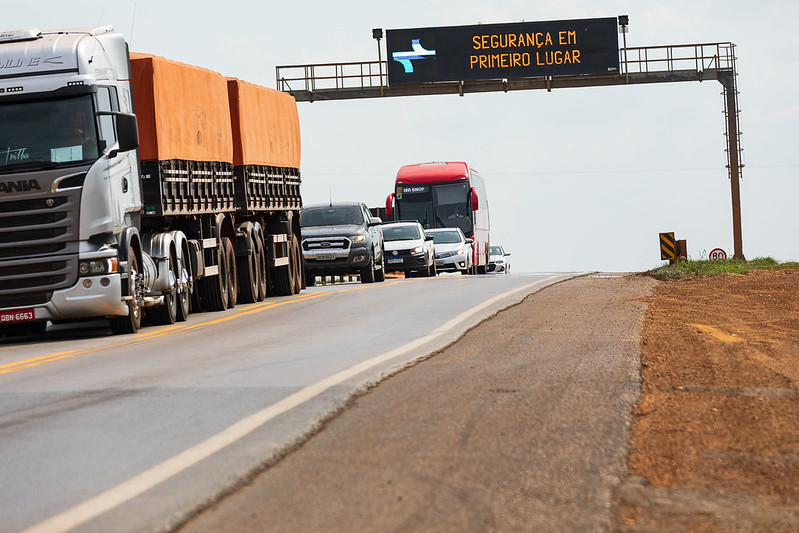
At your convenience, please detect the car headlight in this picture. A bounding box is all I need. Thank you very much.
[79,257,118,276]
[351,234,366,243]
[456,247,465,255]
[411,246,423,255]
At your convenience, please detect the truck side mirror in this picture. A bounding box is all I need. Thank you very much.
[99,111,139,157]
[115,113,139,153]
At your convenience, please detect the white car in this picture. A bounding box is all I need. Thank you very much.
[426,228,473,274]
[488,245,511,274]
[382,221,436,277]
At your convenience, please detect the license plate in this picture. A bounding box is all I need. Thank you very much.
[0,308,36,324]
[316,254,336,261]
[387,258,404,264]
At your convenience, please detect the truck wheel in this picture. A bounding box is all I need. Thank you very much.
[291,235,302,294]
[237,235,259,304]
[430,261,437,277]
[374,252,386,282]
[477,265,487,275]
[176,242,192,321]
[272,235,297,296]
[223,237,237,309]
[360,254,375,283]
[254,228,268,301]
[150,249,178,325]
[198,240,228,311]
[110,245,142,334]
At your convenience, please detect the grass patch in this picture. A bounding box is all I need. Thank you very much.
[647,257,799,281]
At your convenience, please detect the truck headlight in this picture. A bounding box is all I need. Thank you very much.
[411,246,423,255]
[351,234,366,243]
[79,258,118,276]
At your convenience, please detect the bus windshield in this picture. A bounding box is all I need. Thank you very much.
[396,181,471,234]
[0,95,100,173]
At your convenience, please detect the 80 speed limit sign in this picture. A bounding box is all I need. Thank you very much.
[709,248,727,260]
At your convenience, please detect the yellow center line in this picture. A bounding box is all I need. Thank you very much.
[0,280,404,376]
[0,350,83,374]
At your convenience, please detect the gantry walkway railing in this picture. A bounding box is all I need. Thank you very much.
[276,42,744,259]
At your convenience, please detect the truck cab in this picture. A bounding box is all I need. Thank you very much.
[0,27,141,332]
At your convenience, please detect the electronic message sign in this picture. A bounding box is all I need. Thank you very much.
[386,17,619,85]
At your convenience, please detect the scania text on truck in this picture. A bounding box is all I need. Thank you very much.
[384,162,490,273]
[0,26,304,336]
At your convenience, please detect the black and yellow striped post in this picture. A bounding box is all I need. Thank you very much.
[659,232,676,262]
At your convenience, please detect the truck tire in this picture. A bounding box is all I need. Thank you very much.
[176,241,192,321]
[237,234,259,304]
[291,235,302,294]
[110,245,143,334]
[360,254,376,283]
[150,249,178,325]
[198,240,228,311]
[223,237,237,309]
[272,234,298,296]
[254,227,268,301]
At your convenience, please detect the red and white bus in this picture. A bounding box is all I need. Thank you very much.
[385,161,490,273]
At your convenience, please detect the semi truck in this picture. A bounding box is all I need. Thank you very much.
[0,26,304,336]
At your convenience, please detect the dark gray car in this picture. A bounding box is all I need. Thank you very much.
[301,202,386,284]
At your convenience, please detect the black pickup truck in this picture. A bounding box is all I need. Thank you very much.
[300,202,386,284]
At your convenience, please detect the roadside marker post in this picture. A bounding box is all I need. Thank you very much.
[660,232,676,262]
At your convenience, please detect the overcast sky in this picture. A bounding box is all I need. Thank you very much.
[7,1,798,272]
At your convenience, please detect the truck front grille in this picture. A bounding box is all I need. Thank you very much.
[0,184,81,302]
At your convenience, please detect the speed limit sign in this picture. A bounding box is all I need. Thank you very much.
[709,248,727,260]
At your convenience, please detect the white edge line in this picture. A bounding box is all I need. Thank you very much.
[23,274,578,533]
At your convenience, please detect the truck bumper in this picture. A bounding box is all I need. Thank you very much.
[8,274,128,323]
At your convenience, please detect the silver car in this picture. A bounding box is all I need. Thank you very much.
[426,228,474,274]
[488,245,511,274]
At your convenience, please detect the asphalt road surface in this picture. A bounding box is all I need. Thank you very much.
[178,273,656,532]
[0,272,580,533]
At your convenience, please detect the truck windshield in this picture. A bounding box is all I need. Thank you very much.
[0,95,100,173]
[300,206,365,227]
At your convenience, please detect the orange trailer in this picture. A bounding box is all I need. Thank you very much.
[227,79,301,211]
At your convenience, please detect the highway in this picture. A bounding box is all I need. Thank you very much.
[0,273,575,533]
